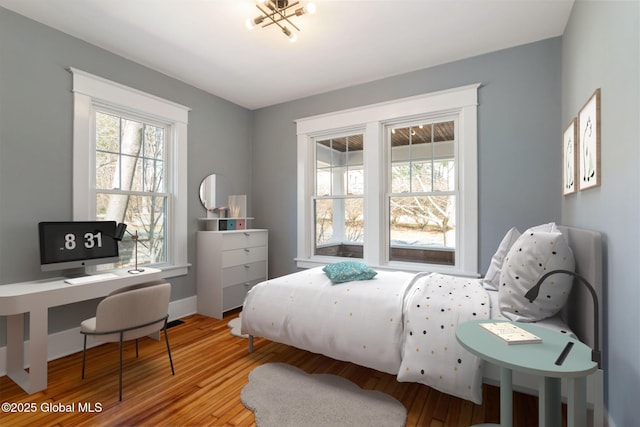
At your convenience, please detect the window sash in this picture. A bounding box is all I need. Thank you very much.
[386,116,458,265]
[313,196,365,259]
[313,132,365,260]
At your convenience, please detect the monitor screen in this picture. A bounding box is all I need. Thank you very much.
[39,221,120,272]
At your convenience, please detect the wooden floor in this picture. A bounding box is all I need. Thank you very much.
[0,313,550,426]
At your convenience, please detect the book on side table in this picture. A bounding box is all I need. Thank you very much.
[479,322,542,345]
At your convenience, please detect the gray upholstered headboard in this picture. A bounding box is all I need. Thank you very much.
[557,226,603,352]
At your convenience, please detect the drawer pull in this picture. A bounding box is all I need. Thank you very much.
[244,282,251,287]
[244,265,250,268]
[244,248,251,252]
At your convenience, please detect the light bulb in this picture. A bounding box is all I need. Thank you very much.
[305,2,316,14]
[283,26,297,42]
[246,15,264,30]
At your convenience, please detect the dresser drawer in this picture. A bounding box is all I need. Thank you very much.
[222,261,267,287]
[222,278,263,312]
[222,231,268,251]
[222,245,267,267]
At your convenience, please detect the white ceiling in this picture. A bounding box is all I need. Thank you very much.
[0,0,574,110]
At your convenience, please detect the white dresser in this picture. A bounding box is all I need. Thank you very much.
[196,229,268,319]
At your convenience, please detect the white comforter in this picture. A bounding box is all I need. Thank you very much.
[241,267,490,403]
[242,267,416,374]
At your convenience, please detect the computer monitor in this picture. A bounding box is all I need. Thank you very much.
[38,221,120,272]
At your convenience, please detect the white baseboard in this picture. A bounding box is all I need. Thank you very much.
[0,295,197,376]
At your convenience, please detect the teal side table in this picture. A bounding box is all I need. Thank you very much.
[456,320,597,427]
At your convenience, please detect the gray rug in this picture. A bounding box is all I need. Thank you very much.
[241,363,407,427]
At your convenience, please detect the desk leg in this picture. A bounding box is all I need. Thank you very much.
[539,377,561,427]
[28,309,48,392]
[567,376,587,427]
[499,367,513,427]
[6,311,48,394]
[6,314,25,375]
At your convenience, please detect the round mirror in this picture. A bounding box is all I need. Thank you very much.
[199,174,228,211]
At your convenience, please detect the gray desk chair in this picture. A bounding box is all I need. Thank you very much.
[80,280,175,400]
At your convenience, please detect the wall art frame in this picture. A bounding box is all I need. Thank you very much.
[578,88,601,190]
[563,118,578,195]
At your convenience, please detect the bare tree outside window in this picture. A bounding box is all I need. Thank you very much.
[389,120,456,264]
[95,111,167,269]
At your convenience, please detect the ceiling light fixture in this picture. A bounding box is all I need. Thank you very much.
[245,0,316,42]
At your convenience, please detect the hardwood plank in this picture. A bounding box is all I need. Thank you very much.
[433,391,452,422]
[0,313,547,426]
[405,384,430,426]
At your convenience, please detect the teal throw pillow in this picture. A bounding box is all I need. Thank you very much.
[322,261,377,284]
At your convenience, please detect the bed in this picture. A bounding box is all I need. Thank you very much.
[241,224,604,424]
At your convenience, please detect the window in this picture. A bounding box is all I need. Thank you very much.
[71,68,190,276]
[296,85,479,275]
[388,119,457,265]
[314,133,365,258]
[95,110,168,268]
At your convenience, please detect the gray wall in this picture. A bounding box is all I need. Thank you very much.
[252,38,563,279]
[561,1,640,426]
[0,8,253,339]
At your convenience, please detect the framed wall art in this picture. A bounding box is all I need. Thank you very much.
[562,118,578,195]
[578,88,601,190]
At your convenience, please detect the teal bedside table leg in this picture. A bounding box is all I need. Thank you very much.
[500,367,513,427]
[539,377,561,427]
[567,376,587,427]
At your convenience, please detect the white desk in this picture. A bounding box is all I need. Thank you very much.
[0,268,162,394]
[456,320,598,427]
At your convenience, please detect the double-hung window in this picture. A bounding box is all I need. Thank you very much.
[94,109,168,268]
[314,133,365,258]
[297,84,479,276]
[71,69,190,276]
[388,118,457,265]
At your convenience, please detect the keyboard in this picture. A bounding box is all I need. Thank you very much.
[64,272,119,285]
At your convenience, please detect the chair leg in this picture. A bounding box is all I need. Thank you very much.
[82,335,87,379]
[163,324,175,376]
[119,333,124,401]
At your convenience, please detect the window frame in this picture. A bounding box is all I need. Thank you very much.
[71,68,190,277]
[296,84,479,276]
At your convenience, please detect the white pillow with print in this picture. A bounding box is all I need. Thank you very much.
[483,227,521,291]
[498,223,575,321]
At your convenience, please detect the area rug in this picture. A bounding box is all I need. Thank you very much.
[241,363,407,427]
[227,314,248,338]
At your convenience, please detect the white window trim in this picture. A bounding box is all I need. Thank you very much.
[295,84,479,276]
[70,67,190,277]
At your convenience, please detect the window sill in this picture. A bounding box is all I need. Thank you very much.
[97,263,190,278]
[158,263,191,278]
